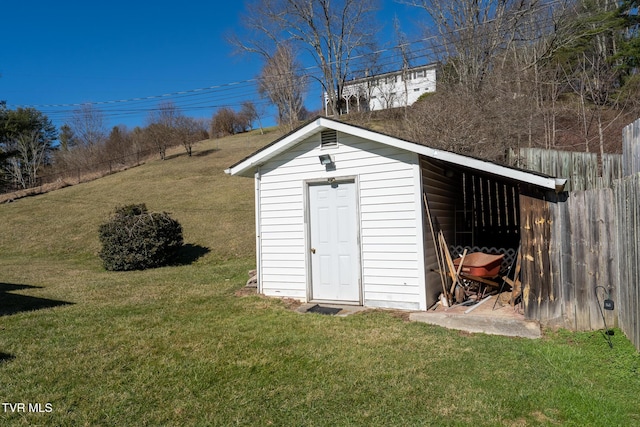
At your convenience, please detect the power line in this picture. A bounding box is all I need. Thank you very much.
[7,0,568,126]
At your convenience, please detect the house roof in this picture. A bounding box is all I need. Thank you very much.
[342,63,438,87]
[225,116,567,191]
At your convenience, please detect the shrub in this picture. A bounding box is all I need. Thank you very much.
[210,107,252,138]
[98,203,183,271]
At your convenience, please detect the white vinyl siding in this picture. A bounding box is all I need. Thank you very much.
[257,131,423,308]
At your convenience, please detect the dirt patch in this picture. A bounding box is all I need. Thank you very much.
[234,287,258,297]
[387,310,412,322]
[279,297,303,310]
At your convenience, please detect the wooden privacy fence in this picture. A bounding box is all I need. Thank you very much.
[517,118,640,351]
[615,173,640,350]
[521,189,618,330]
[618,120,640,351]
[623,119,640,176]
[508,148,623,192]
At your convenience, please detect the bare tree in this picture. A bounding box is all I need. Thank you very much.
[373,76,400,110]
[69,104,108,147]
[394,15,414,115]
[235,0,379,116]
[146,101,182,160]
[559,1,626,159]
[211,108,239,138]
[145,123,169,160]
[404,0,542,92]
[4,131,49,188]
[240,101,262,134]
[502,1,569,148]
[58,124,75,151]
[258,44,307,129]
[149,101,181,129]
[105,125,133,160]
[175,116,206,157]
[130,127,149,162]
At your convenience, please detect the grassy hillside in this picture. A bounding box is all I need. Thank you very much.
[1,127,640,426]
[0,130,278,264]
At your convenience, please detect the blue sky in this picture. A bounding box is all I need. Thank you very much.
[1,1,427,132]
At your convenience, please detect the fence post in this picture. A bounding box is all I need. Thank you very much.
[623,118,640,176]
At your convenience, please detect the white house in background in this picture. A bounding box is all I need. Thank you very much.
[225,117,565,311]
[324,64,437,115]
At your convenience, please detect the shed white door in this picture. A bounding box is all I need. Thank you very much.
[309,181,361,303]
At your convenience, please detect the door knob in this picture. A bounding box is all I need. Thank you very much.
[310,248,316,254]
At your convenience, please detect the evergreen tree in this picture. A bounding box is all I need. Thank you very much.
[0,103,58,190]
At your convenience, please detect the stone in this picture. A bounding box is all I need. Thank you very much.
[246,269,258,288]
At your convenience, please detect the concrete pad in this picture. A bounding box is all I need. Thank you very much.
[295,298,540,338]
[409,300,542,339]
[409,311,541,339]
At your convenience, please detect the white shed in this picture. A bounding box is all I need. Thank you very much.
[225,117,565,311]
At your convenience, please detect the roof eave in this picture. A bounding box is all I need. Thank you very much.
[225,116,564,191]
[225,117,327,177]
[425,148,563,191]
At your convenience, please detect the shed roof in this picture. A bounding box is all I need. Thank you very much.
[225,116,566,191]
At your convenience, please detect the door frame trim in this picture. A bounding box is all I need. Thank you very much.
[304,176,363,305]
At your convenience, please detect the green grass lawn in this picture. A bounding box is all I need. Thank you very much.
[1,130,640,426]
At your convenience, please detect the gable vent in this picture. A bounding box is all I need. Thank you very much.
[320,129,338,148]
